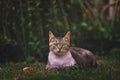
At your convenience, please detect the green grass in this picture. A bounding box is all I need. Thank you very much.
[0,53,120,80]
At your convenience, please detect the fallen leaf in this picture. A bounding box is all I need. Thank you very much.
[23,67,33,71]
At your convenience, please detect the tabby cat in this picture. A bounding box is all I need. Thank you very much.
[46,31,97,70]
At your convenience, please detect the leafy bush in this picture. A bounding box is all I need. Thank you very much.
[0,0,119,63]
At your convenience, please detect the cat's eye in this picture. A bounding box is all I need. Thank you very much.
[54,44,57,46]
[53,43,59,46]
[62,44,69,47]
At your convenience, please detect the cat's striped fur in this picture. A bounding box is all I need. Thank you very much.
[46,31,97,70]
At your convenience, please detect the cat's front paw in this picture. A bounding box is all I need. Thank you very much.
[46,65,52,70]
[46,64,57,70]
[46,66,58,71]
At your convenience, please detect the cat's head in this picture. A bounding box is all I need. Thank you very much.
[49,31,70,56]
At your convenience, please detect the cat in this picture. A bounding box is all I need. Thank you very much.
[46,31,97,70]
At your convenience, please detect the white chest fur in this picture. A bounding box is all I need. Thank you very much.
[48,51,76,68]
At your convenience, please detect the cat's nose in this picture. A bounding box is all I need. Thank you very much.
[58,44,62,49]
[58,49,61,53]
[57,45,62,52]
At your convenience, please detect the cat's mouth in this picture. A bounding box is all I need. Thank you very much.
[54,49,63,55]
[57,50,62,53]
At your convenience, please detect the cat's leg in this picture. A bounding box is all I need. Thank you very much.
[46,62,53,70]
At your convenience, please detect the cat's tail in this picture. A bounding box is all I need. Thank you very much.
[85,50,98,68]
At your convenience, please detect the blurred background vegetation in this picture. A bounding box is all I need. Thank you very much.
[0,0,120,63]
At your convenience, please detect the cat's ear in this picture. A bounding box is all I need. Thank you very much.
[64,31,70,42]
[49,31,55,41]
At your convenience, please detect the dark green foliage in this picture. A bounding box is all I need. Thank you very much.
[0,0,120,63]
